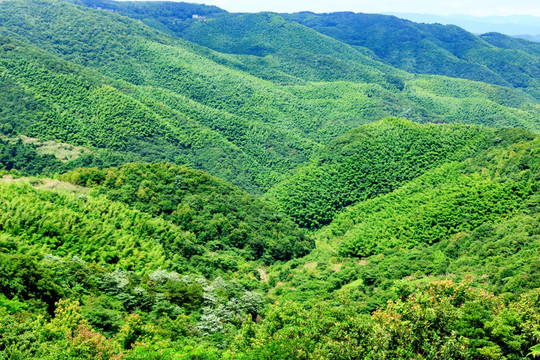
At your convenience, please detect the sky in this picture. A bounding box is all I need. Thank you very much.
[178,0,540,16]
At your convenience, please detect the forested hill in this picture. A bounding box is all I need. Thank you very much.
[67,0,540,99]
[1,120,538,359]
[60,163,314,264]
[0,163,312,275]
[0,0,540,358]
[0,34,289,194]
[283,12,540,99]
[70,0,225,21]
[1,0,539,195]
[265,118,503,229]
[270,126,539,298]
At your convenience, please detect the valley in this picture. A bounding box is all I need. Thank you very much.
[0,0,539,358]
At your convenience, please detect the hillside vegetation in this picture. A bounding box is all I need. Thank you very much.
[61,163,313,264]
[0,0,538,195]
[0,0,539,358]
[0,34,289,193]
[1,167,311,275]
[266,118,502,229]
[269,128,539,308]
[284,12,540,99]
[330,132,539,257]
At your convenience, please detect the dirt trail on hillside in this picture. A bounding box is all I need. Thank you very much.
[257,268,269,283]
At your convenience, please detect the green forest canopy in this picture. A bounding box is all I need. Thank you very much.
[0,0,539,358]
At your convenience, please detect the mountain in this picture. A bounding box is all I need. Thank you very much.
[0,164,312,274]
[60,162,313,265]
[1,0,538,194]
[2,118,538,359]
[0,0,539,358]
[265,118,502,229]
[71,1,540,100]
[60,1,540,127]
[283,12,540,99]
[270,124,539,308]
[329,131,538,258]
[0,34,294,194]
[388,13,540,37]
[516,34,540,42]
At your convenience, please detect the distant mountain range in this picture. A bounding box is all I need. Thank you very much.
[387,13,540,40]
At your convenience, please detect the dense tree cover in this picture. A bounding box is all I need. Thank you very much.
[0,135,169,178]
[69,0,224,21]
[346,196,540,311]
[60,163,313,264]
[1,0,539,135]
[0,254,266,359]
[283,12,540,100]
[0,181,183,273]
[2,271,538,358]
[168,12,400,84]
[266,118,502,229]
[328,132,539,257]
[0,172,302,358]
[0,175,311,275]
[0,0,539,197]
[72,1,540,130]
[480,32,540,57]
[267,185,539,309]
[0,34,293,193]
[266,129,538,306]
[0,1,539,358]
[240,281,540,359]
[0,0,358,138]
[67,0,226,43]
[75,0,540,101]
[1,126,535,358]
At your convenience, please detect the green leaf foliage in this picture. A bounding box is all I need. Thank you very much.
[266,118,501,229]
[61,162,314,263]
[0,0,538,196]
[236,281,540,359]
[267,129,538,309]
[0,0,539,358]
[0,138,63,175]
[284,12,540,100]
[325,132,538,257]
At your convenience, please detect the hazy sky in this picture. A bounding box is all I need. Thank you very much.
[182,0,540,16]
